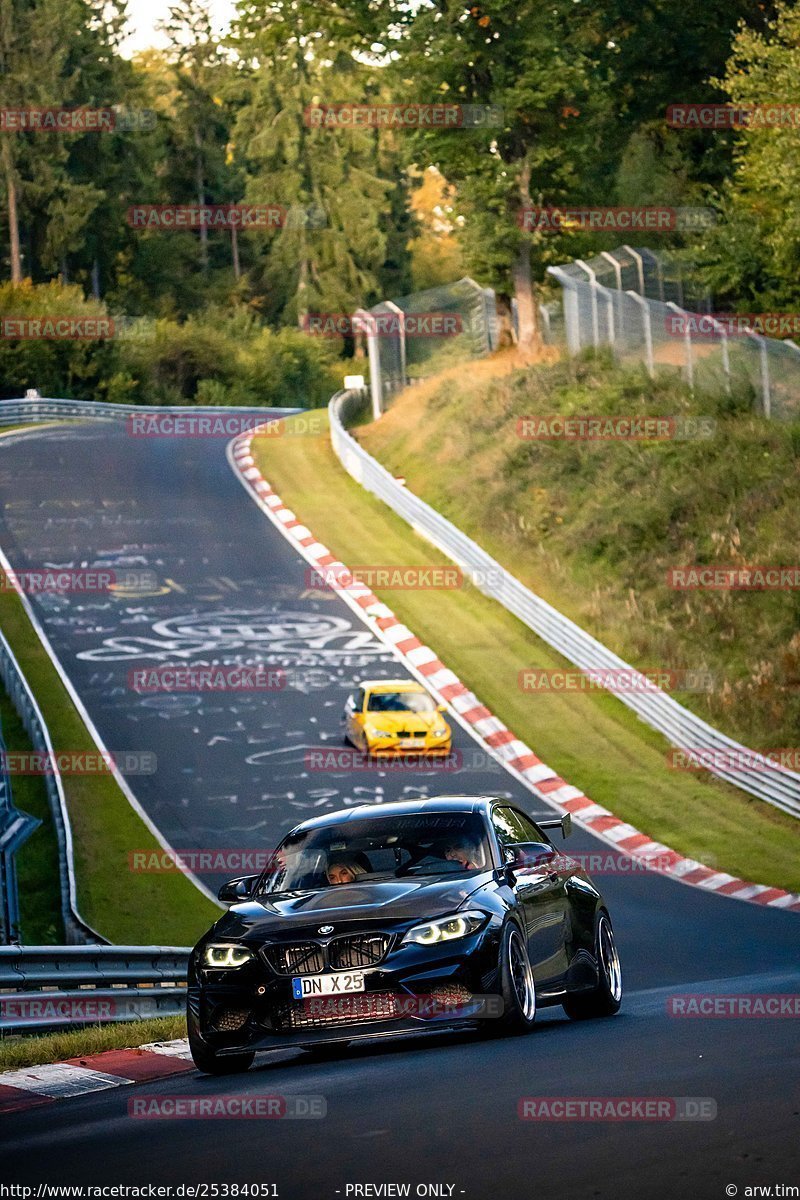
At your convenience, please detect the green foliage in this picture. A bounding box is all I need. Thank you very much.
[696,2,800,307]
[0,280,338,406]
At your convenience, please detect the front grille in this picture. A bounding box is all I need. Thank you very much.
[329,933,391,969]
[265,942,326,975]
[276,993,402,1030]
[395,730,426,738]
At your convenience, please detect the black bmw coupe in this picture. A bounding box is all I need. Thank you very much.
[187,796,622,1073]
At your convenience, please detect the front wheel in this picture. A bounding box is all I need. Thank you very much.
[188,1021,255,1075]
[494,922,537,1034]
[563,912,622,1020]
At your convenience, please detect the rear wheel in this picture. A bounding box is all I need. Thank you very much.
[563,912,622,1020]
[495,922,537,1034]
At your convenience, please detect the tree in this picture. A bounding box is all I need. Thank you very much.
[695,1,800,307]
[383,0,611,347]
[228,0,408,325]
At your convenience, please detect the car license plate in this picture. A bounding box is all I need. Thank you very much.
[400,738,418,749]
[292,971,365,1000]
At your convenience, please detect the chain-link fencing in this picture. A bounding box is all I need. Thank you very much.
[546,246,800,420]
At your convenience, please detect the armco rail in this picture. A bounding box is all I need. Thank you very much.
[0,945,189,1032]
[0,629,103,945]
[329,389,800,819]
[0,396,298,426]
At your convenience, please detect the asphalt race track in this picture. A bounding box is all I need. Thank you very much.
[0,422,798,1198]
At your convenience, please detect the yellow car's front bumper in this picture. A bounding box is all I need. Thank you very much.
[363,736,453,757]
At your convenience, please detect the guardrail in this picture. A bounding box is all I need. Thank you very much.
[329,389,800,819]
[0,945,190,1032]
[0,630,104,945]
[0,710,39,945]
[0,397,299,426]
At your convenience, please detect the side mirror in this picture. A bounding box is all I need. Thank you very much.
[538,813,573,839]
[217,875,258,904]
[436,703,447,713]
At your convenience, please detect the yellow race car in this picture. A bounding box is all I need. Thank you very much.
[343,679,452,756]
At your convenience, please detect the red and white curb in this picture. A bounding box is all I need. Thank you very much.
[229,428,800,915]
[0,1040,193,1114]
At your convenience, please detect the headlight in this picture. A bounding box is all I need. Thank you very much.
[202,943,254,969]
[432,726,448,738]
[401,911,486,947]
[369,728,393,738]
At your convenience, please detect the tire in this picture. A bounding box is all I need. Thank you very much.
[563,911,622,1020]
[188,1022,255,1075]
[494,922,537,1034]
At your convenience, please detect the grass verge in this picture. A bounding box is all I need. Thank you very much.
[360,352,800,752]
[251,406,800,894]
[0,688,63,943]
[0,582,219,944]
[0,1015,186,1071]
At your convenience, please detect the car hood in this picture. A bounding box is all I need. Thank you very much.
[362,711,447,734]
[214,874,489,939]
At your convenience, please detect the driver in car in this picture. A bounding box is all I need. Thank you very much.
[443,837,485,870]
[326,856,369,885]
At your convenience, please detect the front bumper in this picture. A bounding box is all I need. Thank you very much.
[190,924,501,1054]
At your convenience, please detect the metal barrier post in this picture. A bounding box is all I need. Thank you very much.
[667,301,694,391]
[623,245,646,295]
[354,310,383,420]
[575,259,600,349]
[627,292,654,376]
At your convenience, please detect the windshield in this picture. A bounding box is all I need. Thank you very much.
[257,811,491,894]
[366,690,436,713]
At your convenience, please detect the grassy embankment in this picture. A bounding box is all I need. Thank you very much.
[250,362,800,894]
